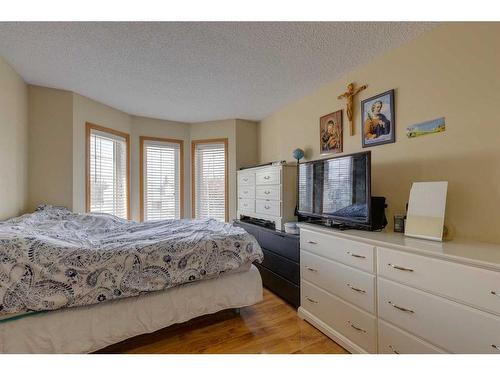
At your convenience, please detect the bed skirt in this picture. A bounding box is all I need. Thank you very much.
[0,265,262,353]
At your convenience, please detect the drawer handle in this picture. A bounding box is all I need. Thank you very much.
[264,190,271,194]
[264,175,271,180]
[307,240,318,245]
[388,301,415,314]
[492,344,500,351]
[243,177,248,182]
[347,283,366,294]
[264,205,270,209]
[306,297,318,304]
[347,251,366,259]
[388,263,414,272]
[491,291,500,297]
[388,345,400,354]
[348,321,366,334]
[306,267,318,273]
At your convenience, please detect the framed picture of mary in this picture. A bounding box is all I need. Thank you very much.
[319,110,343,154]
[361,89,395,148]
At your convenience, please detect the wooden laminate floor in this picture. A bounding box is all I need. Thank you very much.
[96,288,348,354]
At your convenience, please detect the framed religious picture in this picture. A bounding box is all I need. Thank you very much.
[361,89,395,147]
[319,109,343,154]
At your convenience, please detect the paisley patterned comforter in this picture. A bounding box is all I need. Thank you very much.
[0,206,263,316]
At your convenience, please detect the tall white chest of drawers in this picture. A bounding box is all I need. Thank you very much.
[297,223,500,354]
[237,164,296,230]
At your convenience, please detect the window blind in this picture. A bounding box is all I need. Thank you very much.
[194,141,226,222]
[322,157,353,214]
[143,140,181,221]
[298,163,314,213]
[89,129,128,219]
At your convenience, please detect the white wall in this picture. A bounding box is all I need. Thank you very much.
[0,57,28,219]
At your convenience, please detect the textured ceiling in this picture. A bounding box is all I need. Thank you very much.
[0,22,435,122]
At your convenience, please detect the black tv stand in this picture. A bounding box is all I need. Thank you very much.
[304,219,356,231]
[330,222,356,231]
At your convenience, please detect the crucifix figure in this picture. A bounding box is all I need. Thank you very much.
[337,82,367,136]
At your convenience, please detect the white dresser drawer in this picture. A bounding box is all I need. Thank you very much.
[301,250,376,314]
[378,247,500,315]
[238,198,255,214]
[300,229,375,273]
[378,278,500,353]
[255,199,280,217]
[378,320,446,354]
[238,185,255,199]
[237,172,255,186]
[255,169,280,185]
[301,280,377,353]
[256,185,280,200]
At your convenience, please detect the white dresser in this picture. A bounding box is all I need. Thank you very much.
[297,223,500,354]
[237,164,296,230]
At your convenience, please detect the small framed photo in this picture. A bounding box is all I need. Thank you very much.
[319,109,343,154]
[361,89,395,147]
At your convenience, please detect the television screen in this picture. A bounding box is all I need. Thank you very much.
[298,151,371,224]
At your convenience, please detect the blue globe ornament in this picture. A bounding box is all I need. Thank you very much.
[292,148,304,161]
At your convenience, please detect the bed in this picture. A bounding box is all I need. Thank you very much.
[0,205,264,353]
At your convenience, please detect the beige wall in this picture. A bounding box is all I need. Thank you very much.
[235,119,259,169]
[258,23,500,243]
[23,85,254,222]
[28,86,73,211]
[72,93,131,213]
[130,115,190,220]
[0,57,28,219]
[27,89,132,214]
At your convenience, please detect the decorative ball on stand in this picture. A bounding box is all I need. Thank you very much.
[292,148,304,162]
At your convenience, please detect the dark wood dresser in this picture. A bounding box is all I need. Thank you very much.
[234,220,300,308]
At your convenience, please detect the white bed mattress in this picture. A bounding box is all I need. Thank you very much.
[0,265,262,354]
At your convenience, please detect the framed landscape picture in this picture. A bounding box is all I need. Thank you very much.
[361,89,395,147]
[319,109,343,154]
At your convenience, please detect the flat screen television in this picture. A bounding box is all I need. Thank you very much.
[298,151,371,228]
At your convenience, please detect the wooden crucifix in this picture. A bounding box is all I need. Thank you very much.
[337,82,367,136]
